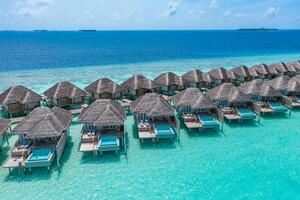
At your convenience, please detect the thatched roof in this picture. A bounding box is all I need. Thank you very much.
[208,67,230,80]
[12,107,72,138]
[78,99,125,126]
[182,69,204,84]
[287,78,300,92]
[229,65,251,78]
[171,88,216,109]
[203,73,216,83]
[44,81,86,99]
[268,76,290,91]
[207,83,251,103]
[239,79,281,97]
[0,85,42,106]
[249,64,270,75]
[0,118,11,135]
[269,62,288,74]
[286,61,300,72]
[153,72,187,86]
[121,75,156,90]
[85,78,123,94]
[131,93,174,117]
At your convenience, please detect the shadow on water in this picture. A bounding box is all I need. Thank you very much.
[260,113,291,121]
[0,145,11,166]
[225,121,259,129]
[80,151,121,164]
[138,139,177,150]
[185,128,222,138]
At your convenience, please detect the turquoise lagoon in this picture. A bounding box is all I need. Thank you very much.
[0,55,300,199]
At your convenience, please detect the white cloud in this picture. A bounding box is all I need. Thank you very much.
[163,1,181,16]
[209,0,219,9]
[264,7,278,18]
[112,9,143,21]
[9,0,52,18]
[223,10,231,17]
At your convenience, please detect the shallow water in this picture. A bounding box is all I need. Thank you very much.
[0,31,300,199]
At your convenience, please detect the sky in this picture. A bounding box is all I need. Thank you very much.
[0,0,299,30]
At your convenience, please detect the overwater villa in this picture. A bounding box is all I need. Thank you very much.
[4,107,72,173]
[269,76,300,108]
[131,93,180,142]
[202,73,216,89]
[171,88,220,132]
[78,99,126,155]
[181,69,206,90]
[286,61,300,76]
[239,79,288,115]
[121,75,156,100]
[43,81,87,109]
[0,118,11,149]
[0,85,42,118]
[85,78,123,101]
[153,72,187,95]
[249,64,271,80]
[229,65,254,83]
[269,62,289,78]
[207,83,257,122]
[206,67,232,85]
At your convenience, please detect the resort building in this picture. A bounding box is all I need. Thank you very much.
[0,85,42,118]
[0,118,11,149]
[286,61,300,76]
[4,107,72,173]
[153,72,187,95]
[239,79,288,115]
[249,64,271,80]
[131,93,180,142]
[171,88,220,132]
[207,83,257,122]
[229,65,254,83]
[269,76,300,108]
[202,73,216,89]
[206,67,232,85]
[85,78,123,101]
[121,75,156,100]
[269,62,289,78]
[43,81,87,109]
[78,99,126,155]
[181,69,206,89]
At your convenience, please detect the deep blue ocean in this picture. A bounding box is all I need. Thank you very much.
[1,30,300,71]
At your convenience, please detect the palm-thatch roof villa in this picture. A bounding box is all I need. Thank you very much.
[85,78,123,101]
[4,107,72,173]
[43,81,86,109]
[229,65,254,83]
[207,83,256,122]
[202,73,216,89]
[286,61,300,76]
[78,99,126,155]
[239,79,288,115]
[0,118,11,149]
[171,88,220,132]
[153,72,187,95]
[269,76,300,108]
[206,67,231,85]
[269,62,289,78]
[121,75,156,100]
[131,93,179,142]
[0,85,42,118]
[249,64,271,80]
[181,69,206,90]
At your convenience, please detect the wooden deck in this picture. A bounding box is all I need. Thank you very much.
[260,107,274,113]
[10,117,25,124]
[70,108,82,115]
[79,141,99,152]
[138,130,156,141]
[224,114,242,120]
[184,121,203,129]
[292,102,300,108]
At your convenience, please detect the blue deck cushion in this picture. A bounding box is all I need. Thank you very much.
[199,115,219,128]
[236,108,256,119]
[27,148,53,162]
[99,135,119,147]
[267,102,288,112]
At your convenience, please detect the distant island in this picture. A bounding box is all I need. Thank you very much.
[238,28,279,31]
[78,30,97,32]
[33,30,48,32]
